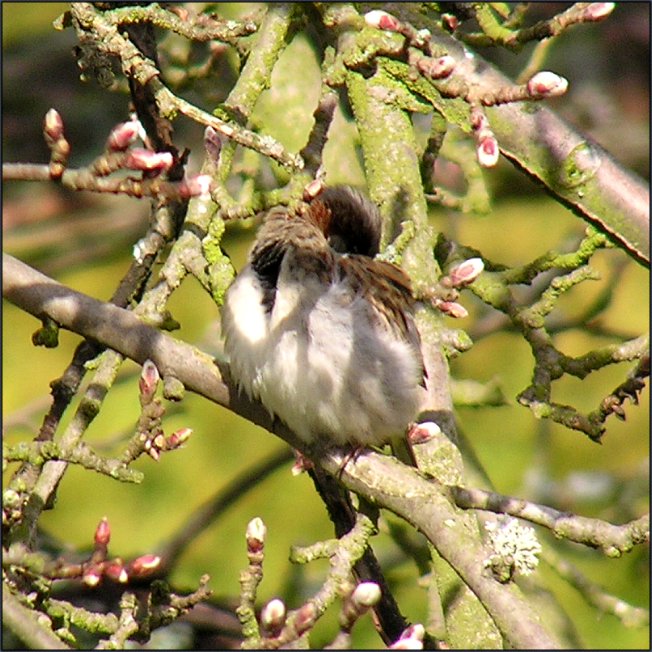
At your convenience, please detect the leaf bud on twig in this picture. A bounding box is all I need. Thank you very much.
[127,554,161,578]
[106,119,142,151]
[94,516,111,547]
[583,3,616,21]
[104,559,129,584]
[139,359,160,404]
[43,108,65,142]
[408,421,442,445]
[260,598,286,636]
[295,601,317,635]
[526,71,568,99]
[364,10,401,31]
[351,581,381,609]
[246,517,266,553]
[449,257,485,287]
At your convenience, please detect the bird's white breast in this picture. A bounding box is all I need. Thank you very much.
[222,258,422,447]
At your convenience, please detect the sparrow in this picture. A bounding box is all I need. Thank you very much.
[221,186,425,454]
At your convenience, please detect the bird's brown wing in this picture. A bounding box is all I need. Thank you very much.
[338,255,426,382]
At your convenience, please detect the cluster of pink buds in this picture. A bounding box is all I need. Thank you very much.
[144,427,192,461]
[100,118,213,198]
[80,517,161,587]
[365,8,455,81]
[83,553,162,586]
[137,360,192,461]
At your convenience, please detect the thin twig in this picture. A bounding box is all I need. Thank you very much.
[451,486,649,556]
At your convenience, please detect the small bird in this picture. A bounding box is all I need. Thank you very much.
[221,186,425,455]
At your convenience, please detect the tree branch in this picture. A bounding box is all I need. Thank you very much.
[3,252,563,649]
[383,4,650,267]
[3,585,72,650]
[451,486,649,556]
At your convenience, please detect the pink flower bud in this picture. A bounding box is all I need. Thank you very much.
[167,427,192,449]
[526,72,568,98]
[44,108,64,141]
[107,119,142,151]
[139,359,160,401]
[260,598,286,634]
[364,10,400,31]
[449,257,484,286]
[246,517,266,552]
[470,108,490,133]
[584,3,615,21]
[352,582,381,608]
[435,300,469,319]
[124,148,174,173]
[408,421,441,445]
[94,517,111,546]
[477,136,499,167]
[128,554,161,577]
[105,560,129,583]
[83,566,102,587]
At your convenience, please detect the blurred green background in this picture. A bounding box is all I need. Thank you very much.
[3,3,649,649]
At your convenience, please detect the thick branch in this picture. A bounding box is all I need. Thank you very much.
[3,253,230,409]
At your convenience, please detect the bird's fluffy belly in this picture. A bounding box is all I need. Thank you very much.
[222,265,421,446]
